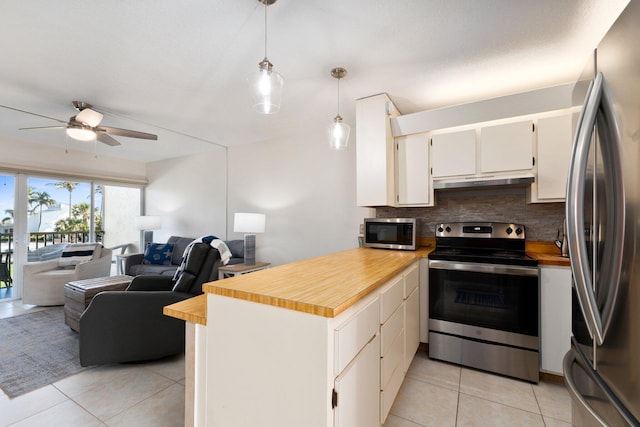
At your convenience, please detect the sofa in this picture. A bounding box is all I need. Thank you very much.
[122,235,245,276]
[22,243,113,306]
[79,242,219,366]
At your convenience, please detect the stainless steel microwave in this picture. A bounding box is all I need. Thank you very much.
[363,218,417,251]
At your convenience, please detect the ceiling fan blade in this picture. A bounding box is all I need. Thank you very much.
[75,108,103,127]
[0,104,67,124]
[96,133,121,146]
[99,126,158,140]
[19,125,66,130]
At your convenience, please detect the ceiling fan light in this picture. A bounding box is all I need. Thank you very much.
[66,127,96,141]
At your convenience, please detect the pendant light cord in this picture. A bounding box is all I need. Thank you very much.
[336,77,341,116]
[264,3,268,58]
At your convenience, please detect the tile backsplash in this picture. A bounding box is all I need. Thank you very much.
[376,187,565,242]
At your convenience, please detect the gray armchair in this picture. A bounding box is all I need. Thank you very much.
[79,242,220,366]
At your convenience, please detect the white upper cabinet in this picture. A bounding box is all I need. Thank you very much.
[430,129,476,178]
[356,94,400,207]
[396,133,432,206]
[530,113,575,202]
[479,121,534,173]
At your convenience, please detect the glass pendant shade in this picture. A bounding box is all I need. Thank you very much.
[249,0,283,114]
[248,58,284,114]
[329,67,350,150]
[329,115,350,150]
[66,127,96,141]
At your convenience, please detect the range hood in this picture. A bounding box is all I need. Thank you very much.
[433,175,535,190]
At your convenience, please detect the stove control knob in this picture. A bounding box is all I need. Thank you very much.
[506,227,513,235]
[445,226,451,233]
[437,226,444,233]
[515,227,523,235]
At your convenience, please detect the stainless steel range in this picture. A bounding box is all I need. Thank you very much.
[428,222,539,382]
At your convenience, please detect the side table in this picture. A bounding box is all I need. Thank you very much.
[64,275,134,332]
[218,262,270,280]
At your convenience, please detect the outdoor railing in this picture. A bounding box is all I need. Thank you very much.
[0,231,104,254]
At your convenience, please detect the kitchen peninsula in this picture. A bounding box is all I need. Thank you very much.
[165,246,429,427]
[164,243,568,426]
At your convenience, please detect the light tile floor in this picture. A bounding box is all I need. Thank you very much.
[2,300,571,427]
[384,351,572,427]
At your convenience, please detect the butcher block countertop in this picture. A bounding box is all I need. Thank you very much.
[526,241,571,267]
[203,246,431,319]
[164,241,568,325]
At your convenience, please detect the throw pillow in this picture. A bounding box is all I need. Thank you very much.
[58,243,98,267]
[143,243,174,265]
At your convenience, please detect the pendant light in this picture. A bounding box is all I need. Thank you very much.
[328,67,350,150]
[248,0,283,114]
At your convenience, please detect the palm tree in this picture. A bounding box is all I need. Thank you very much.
[51,181,78,218]
[31,191,56,232]
[2,209,13,225]
[27,186,39,214]
[72,202,91,227]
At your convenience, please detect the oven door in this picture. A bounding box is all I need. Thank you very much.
[429,260,539,339]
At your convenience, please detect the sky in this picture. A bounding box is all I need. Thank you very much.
[0,175,100,222]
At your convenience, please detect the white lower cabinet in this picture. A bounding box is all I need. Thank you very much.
[334,334,381,427]
[204,260,421,427]
[379,262,420,424]
[403,264,420,372]
[540,266,572,374]
[404,287,420,371]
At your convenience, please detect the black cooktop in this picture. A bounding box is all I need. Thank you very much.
[428,247,538,267]
[429,222,538,267]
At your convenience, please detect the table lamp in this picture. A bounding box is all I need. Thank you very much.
[135,215,162,249]
[234,213,266,265]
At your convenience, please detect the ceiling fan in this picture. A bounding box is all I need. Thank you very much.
[11,101,157,146]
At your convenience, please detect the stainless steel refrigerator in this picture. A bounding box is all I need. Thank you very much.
[564,1,640,425]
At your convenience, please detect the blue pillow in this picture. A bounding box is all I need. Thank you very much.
[142,243,174,265]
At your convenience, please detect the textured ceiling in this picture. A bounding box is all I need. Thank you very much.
[0,0,629,162]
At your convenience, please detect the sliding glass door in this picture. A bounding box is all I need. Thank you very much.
[0,175,15,300]
[0,172,142,302]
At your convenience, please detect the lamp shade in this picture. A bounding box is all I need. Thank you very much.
[234,213,266,233]
[135,215,162,231]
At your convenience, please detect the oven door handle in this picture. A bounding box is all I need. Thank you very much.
[428,259,538,276]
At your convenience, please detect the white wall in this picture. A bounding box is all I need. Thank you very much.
[227,129,371,266]
[145,147,228,242]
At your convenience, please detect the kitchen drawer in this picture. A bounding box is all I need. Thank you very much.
[380,359,405,424]
[334,296,380,375]
[403,263,419,298]
[381,325,404,389]
[381,304,403,357]
[380,274,404,324]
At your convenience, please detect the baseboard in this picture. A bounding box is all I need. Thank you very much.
[539,371,565,384]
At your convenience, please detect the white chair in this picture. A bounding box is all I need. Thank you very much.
[22,244,113,306]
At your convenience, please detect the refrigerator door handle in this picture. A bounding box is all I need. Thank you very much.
[566,72,625,346]
[567,74,603,343]
[563,349,608,426]
[597,78,625,341]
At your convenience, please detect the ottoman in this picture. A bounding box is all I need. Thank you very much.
[64,275,133,332]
